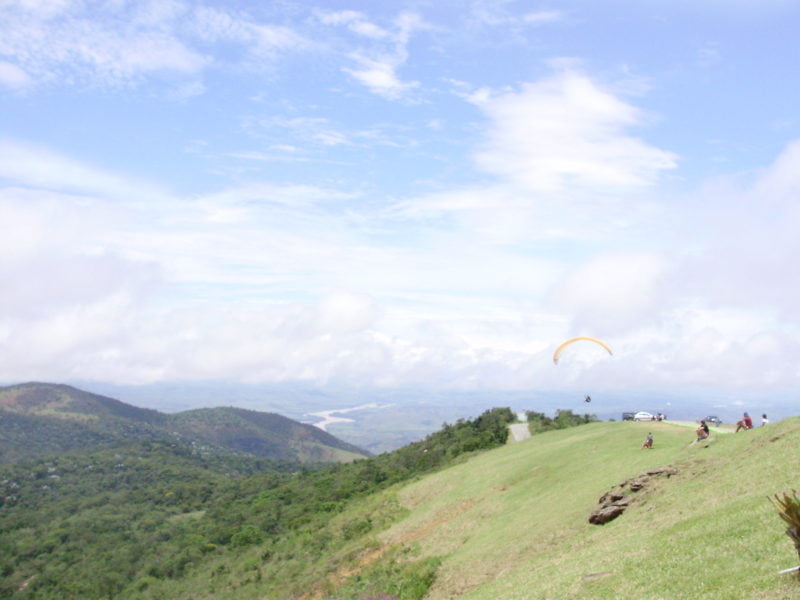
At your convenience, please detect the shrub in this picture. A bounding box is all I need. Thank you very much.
[773,490,800,575]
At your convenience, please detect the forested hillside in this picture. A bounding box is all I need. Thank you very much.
[168,406,367,463]
[0,383,368,464]
[0,407,519,599]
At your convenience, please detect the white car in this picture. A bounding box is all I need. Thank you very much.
[633,411,653,421]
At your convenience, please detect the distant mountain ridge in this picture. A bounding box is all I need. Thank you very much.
[0,381,164,423]
[0,382,370,464]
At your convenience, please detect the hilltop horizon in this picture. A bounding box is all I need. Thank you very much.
[2,378,792,454]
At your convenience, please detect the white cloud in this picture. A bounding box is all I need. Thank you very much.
[192,6,307,57]
[0,139,170,203]
[344,55,419,100]
[671,140,800,314]
[318,10,363,27]
[471,71,678,192]
[470,2,564,28]
[252,116,354,147]
[0,0,74,19]
[521,11,564,25]
[392,71,674,254]
[0,4,206,86]
[0,185,163,384]
[550,252,666,334]
[318,10,390,39]
[0,59,31,88]
[323,10,427,100]
[0,0,307,89]
[193,182,355,224]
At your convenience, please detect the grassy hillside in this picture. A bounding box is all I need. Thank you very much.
[372,418,800,599]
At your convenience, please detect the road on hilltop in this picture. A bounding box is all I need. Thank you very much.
[509,422,531,442]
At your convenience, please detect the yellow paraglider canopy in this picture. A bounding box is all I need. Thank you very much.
[553,336,613,365]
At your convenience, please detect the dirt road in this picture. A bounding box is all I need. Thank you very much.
[509,422,531,442]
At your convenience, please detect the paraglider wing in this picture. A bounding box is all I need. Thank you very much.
[553,336,613,365]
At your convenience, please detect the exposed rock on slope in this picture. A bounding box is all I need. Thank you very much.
[589,466,678,525]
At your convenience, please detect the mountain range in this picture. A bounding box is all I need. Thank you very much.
[0,382,370,464]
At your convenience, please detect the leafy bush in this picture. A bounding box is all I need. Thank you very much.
[331,549,442,600]
[773,490,800,574]
[526,409,598,434]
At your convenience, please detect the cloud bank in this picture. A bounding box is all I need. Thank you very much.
[0,1,798,398]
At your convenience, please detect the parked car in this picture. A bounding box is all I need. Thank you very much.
[622,412,635,421]
[633,411,654,421]
[701,415,722,426]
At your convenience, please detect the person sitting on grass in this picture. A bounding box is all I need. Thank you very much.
[696,420,709,442]
[641,432,654,449]
[735,412,753,432]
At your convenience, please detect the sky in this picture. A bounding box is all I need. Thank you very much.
[1,0,800,399]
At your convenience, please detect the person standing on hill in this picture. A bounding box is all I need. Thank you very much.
[641,432,654,449]
[736,412,753,432]
[761,413,769,426]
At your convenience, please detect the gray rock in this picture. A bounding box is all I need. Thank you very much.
[598,491,625,504]
[589,505,625,525]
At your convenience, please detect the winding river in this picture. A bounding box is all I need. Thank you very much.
[305,403,391,432]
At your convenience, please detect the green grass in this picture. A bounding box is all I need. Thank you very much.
[373,419,800,599]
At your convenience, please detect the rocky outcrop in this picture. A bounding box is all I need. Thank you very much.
[589,466,678,525]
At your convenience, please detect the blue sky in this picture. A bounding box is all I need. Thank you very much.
[1,0,800,396]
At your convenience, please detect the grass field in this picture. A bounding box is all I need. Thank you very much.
[375,418,800,599]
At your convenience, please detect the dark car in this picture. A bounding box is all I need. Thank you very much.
[622,412,635,421]
[701,415,722,426]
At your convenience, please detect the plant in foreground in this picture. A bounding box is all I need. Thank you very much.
[772,490,800,576]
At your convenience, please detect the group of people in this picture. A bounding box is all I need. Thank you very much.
[735,412,769,432]
[642,412,770,449]
[696,412,769,442]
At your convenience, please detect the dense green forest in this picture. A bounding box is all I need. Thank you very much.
[0,383,368,464]
[0,407,522,599]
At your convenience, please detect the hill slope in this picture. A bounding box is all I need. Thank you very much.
[0,408,516,599]
[167,407,368,463]
[0,382,165,423]
[3,409,798,599]
[0,383,369,464]
[0,383,170,463]
[370,418,800,600]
